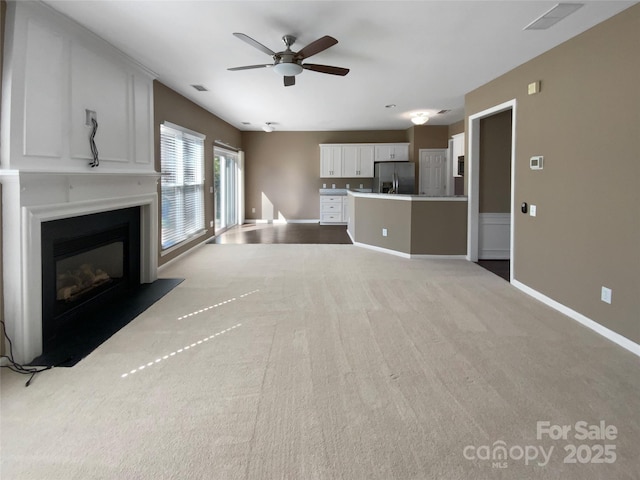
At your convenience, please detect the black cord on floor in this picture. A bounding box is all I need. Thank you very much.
[1,320,53,387]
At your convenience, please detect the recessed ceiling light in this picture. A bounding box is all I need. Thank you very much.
[524,3,584,30]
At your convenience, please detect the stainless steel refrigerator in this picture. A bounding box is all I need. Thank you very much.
[373,162,415,194]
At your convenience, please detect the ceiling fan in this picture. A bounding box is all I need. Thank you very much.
[228,33,349,87]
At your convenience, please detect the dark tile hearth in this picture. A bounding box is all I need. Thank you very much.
[29,278,183,367]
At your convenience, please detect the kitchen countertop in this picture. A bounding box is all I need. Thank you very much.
[319,188,372,196]
[347,191,467,201]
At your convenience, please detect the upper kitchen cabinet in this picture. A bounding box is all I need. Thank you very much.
[1,1,155,173]
[342,145,374,178]
[374,143,410,162]
[320,145,343,177]
[451,133,465,177]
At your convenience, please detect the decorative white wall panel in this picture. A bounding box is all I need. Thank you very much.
[133,74,153,165]
[3,1,155,172]
[23,19,65,159]
[70,44,131,163]
[478,213,511,259]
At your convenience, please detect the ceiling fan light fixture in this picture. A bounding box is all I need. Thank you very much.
[273,62,303,76]
[263,123,275,133]
[411,113,429,125]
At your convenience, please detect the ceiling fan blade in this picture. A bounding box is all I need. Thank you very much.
[228,64,273,71]
[284,76,296,87]
[302,64,350,76]
[296,35,338,59]
[233,32,276,56]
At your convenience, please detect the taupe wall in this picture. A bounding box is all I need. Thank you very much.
[466,5,640,343]
[153,81,242,265]
[411,202,467,255]
[448,120,465,137]
[354,197,412,254]
[242,130,410,221]
[409,125,450,162]
[479,110,511,213]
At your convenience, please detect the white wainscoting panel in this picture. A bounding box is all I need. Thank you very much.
[479,212,510,259]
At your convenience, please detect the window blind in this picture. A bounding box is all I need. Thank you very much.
[160,123,205,250]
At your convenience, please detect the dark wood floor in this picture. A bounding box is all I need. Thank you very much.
[209,223,352,245]
[476,260,510,281]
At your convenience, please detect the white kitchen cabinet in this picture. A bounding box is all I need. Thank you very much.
[320,145,343,177]
[342,145,374,177]
[374,143,410,162]
[320,195,347,224]
[321,143,405,178]
[451,133,465,177]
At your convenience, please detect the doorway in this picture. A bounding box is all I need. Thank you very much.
[214,147,240,234]
[467,100,516,282]
[418,149,448,196]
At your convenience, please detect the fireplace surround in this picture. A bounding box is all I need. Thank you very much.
[1,172,160,364]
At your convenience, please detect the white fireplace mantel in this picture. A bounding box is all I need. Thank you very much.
[1,170,160,364]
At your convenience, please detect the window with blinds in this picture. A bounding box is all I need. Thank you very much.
[160,123,205,250]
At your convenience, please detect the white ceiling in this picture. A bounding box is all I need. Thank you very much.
[43,1,634,131]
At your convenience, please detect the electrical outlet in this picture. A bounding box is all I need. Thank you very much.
[85,109,97,125]
[322,184,326,189]
[346,183,350,188]
[360,184,363,188]
[252,207,256,213]
[530,205,537,217]
[210,220,213,228]
[382,228,388,237]
[601,286,612,304]
[332,184,336,189]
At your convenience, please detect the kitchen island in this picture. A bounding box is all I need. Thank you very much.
[346,191,468,257]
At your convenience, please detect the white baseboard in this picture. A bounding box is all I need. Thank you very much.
[410,254,467,260]
[352,241,411,258]
[244,219,320,224]
[512,279,640,358]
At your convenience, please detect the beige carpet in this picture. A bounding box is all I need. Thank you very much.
[2,244,639,479]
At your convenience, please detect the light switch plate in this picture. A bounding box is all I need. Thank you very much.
[382,228,388,237]
[528,81,540,95]
[601,286,612,304]
[530,205,537,217]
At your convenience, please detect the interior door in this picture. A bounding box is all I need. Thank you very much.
[419,149,447,196]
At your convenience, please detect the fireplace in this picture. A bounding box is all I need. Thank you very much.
[1,171,160,364]
[41,207,141,352]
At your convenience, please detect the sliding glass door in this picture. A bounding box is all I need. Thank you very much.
[214,148,239,234]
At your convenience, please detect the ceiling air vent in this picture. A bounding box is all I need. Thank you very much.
[524,3,584,30]
[191,84,208,92]
[437,110,451,115]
